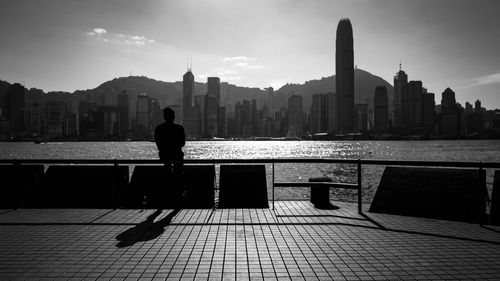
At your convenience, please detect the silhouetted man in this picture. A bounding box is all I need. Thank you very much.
[154,107,186,204]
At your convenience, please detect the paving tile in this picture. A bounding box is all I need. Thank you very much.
[1,201,500,279]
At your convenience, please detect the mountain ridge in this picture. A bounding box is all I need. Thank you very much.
[0,68,393,113]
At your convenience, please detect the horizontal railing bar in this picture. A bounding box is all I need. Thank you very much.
[274,182,359,189]
[0,158,499,168]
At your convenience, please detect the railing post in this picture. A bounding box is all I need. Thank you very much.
[272,160,275,210]
[357,159,362,214]
[478,161,489,224]
[113,159,119,209]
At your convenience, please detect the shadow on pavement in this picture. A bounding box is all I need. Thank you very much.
[115,208,181,248]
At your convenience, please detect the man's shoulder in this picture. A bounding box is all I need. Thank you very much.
[155,122,167,130]
[173,123,184,130]
[156,122,184,131]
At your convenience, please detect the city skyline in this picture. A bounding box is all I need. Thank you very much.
[0,0,500,109]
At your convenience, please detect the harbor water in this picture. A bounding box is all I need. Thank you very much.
[1,140,499,202]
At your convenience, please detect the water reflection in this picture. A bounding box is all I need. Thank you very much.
[1,140,498,202]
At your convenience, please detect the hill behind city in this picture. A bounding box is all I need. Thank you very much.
[0,68,393,114]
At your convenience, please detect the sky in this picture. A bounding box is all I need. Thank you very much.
[0,0,499,109]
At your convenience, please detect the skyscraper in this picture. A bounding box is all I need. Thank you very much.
[204,95,218,138]
[6,83,26,136]
[374,86,389,132]
[311,93,322,134]
[183,69,199,138]
[393,65,408,128]
[136,93,150,131]
[117,90,129,137]
[336,18,354,133]
[204,77,221,138]
[45,101,67,138]
[439,88,460,137]
[401,81,423,130]
[30,102,42,137]
[311,93,335,134]
[355,103,368,131]
[207,77,221,104]
[287,95,303,137]
[183,69,195,121]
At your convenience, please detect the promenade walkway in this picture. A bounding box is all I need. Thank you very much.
[1,201,500,280]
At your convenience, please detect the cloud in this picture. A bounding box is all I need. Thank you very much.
[234,62,265,69]
[198,67,240,82]
[461,72,500,89]
[85,28,155,47]
[122,35,156,46]
[199,57,265,84]
[226,57,266,70]
[471,72,500,87]
[223,56,255,62]
[93,28,107,35]
[247,65,265,70]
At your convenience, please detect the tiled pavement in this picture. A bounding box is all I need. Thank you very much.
[1,201,500,280]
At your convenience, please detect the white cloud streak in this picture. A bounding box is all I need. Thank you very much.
[199,57,265,83]
[93,28,107,35]
[198,67,240,82]
[85,28,155,46]
[223,56,255,62]
[469,72,500,87]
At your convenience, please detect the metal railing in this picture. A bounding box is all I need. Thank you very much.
[1,158,499,213]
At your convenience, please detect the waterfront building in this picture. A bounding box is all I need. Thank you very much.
[287,95,303,137]
[207,77,221,104]
[168,104,182,122]
[439,88,461,138]
[194,95,205,137]
[5,83,26,137]
[393,65,408,129]
[311,93,336,134]
[311,94,321,134]
[67,113,78,137]
[117,91,129,137]
[93,106,119,137]
[355,103,368,132]
[374,86,389,132]
[464,99,484,135]
[475,99,482,113]
[336,18,355,133]
[45,101,67,138]
[136,93,150,134]
[327,92,337,133]
[423,92,436,132]
[226,117,237,138]
[150,98,163,130]
[251,99,258,136]
[0,116,10,141]
[235,100,252,137]
[78,101,96,137]
[204,77,221,138]
[183,70,199,138]
[401,80,424,134]
[204,94,218,138]
[183,69,195,121]
[218,106,226,138]
[466,111,484,135]
[465,102,473,115]
[29,102,42,137]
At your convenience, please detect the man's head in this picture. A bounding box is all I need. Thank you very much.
[163,107,175,123]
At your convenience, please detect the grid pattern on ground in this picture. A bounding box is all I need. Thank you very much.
[1,201,500,280]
